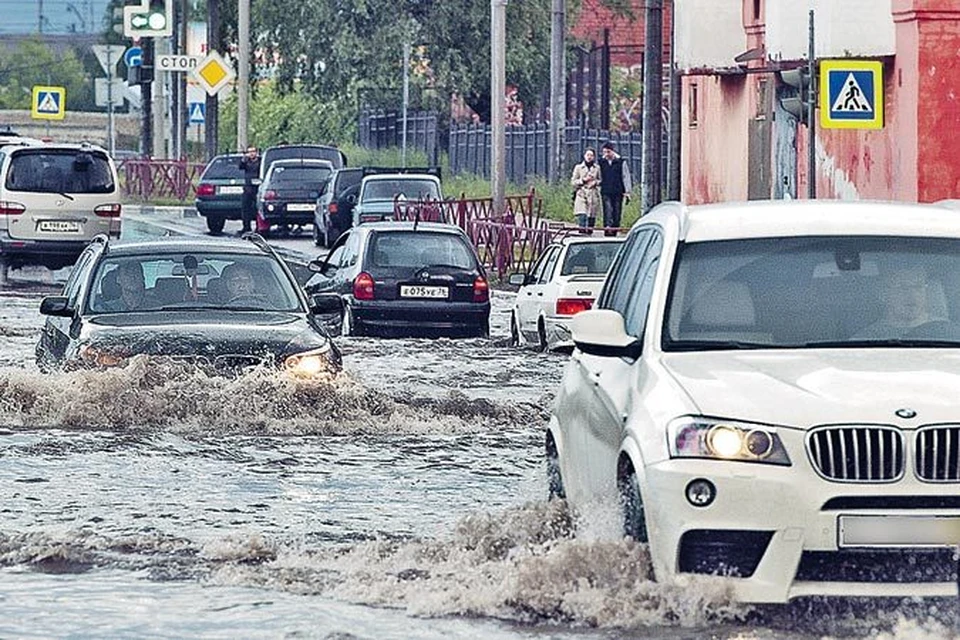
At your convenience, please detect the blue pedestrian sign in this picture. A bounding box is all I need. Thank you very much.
[820,59,884,129]
[31,85,66,121]
[124,46,143,68]
[188,102,205,124]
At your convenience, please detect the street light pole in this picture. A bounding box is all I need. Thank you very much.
[237,0,250,150]
[402,42,410,167]
[491,0,507,217]
[549,0,565,183]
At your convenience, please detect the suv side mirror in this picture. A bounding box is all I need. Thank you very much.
[508,273,528,286]
[39,295,74,317]
[571,309,642,359]
[310,293,343,314]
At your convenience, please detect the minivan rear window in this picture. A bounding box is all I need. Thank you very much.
[7,149,115,194]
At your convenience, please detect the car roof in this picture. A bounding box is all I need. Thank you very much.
[98,236,272,257]
[556,235,626,246]
[362,173,439,181]
[360,221,465,234]
[11,142,110,154]
[640,200,960,242]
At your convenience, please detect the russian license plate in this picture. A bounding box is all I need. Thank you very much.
[37,220,81,233]
[839,515,960,548]
[287,203,314,212]
[400,285,448,299]
[218,185,243,195]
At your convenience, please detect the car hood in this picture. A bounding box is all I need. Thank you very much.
[661,349,960,427]
[83,311,334,361]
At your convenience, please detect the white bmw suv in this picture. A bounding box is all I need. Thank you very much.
[549,199,960,603]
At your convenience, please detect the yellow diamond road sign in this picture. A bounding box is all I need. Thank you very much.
[193,51,235,96]
[31,85,66,121]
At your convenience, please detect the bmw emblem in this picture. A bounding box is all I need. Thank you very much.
[420,271,430,280]
[895,408,917,419]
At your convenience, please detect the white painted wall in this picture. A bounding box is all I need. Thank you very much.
[766,0,895,61]
[675,0,745,71]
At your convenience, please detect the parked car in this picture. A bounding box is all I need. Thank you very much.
[548,199,960,604]
[305,221,490,338]
[255,158,333,237]
[508,235,624,350]
[259,144,346,181]
[35,233,342,377]
[194,153,246,235]
[352,169,443,227]
[0,142,121,277]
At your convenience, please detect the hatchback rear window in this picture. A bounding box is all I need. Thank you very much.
[364,179,440,202]
[561,241,624,275]
[270,165,332,186]
[370,231,476,269]
[201,156,245,180]
[7,149,114,193]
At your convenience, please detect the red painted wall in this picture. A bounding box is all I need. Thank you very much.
[570,0,672,67]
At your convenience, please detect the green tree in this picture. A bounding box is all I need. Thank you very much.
[0,39,92,110]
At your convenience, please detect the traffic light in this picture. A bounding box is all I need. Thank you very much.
[779,67,813,125]
[123,0,172,38]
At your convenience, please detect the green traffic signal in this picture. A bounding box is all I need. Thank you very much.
[130,11,166,31]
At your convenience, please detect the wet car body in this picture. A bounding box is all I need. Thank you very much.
[256,159,333,236]
[305,221,490,338]
[35,234,342,376]
[194,153,246,235]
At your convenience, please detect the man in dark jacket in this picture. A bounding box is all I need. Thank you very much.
[599,141,632,237]
[238,145,261,234]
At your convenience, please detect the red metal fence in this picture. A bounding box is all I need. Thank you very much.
[118,159,205,202]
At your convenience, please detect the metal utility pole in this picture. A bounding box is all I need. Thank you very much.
[641,0,664,214]
[402,42,410,166]
[177,0,189,159]
[237,0,250,150]
[142,38,154,157]
[491,0,507,217]
[205,0,219,159]
[667,0,681,201]
[153,36,167,158]
[107,46,116,157]
[549,0,565,183]
[807,9,817,199]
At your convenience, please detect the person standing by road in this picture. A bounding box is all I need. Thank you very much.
[571,148,601,231]
[238,145,261,234]
[599,141,632,236]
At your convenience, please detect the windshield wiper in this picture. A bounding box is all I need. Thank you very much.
[801,339,960,348]
[154,305,215,312]
[59,192,75,201]
[667,339,773,351]
[422,263,470,271]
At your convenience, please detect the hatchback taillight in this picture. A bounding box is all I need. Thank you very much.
[353,272,375,300]
[94,203,122,218]
[196,183,215,196]
[473,276,489,303]
[264,190,277,201]
[0,201,25,215]
[556,297,593,316]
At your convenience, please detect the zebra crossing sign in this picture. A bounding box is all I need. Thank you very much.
[31,85,66,121]
[820,60,883,129]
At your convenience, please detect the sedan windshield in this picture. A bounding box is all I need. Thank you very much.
[86,253,302,314]
[663,236,960,350]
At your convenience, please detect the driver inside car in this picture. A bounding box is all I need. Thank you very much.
[221,263,258,303]
[853,263,943,339]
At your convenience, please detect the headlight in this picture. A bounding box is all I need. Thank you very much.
[284,346,332,376]
[79,345,126,368]
[667,417,791,466]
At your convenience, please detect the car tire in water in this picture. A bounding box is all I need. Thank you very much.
[312,223,322,247]
[341,304,364,337]
[206,215,225,235]
[618,463,649,543]
[537,319,548,352]
[510,312,520,347]
[546,433,565,500]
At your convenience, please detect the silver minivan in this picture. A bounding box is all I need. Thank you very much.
[0,142,121,276]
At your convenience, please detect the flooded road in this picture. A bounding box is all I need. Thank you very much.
[0,216,957,638]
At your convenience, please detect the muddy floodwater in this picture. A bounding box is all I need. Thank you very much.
[0,284,957,639]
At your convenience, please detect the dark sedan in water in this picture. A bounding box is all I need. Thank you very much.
[194,153,246,235]
[304,221,491,338]
[35,234,342,376]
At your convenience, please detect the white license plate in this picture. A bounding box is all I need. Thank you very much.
[287,203,314,212]
[839,515,960,548]
[218,185,243,195]
[37,220,81,233]
[400,285,448,299]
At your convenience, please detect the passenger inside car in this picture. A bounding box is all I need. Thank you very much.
[852,264,947,339]
[98,262,158,312]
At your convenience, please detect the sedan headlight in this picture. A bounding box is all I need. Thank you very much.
[667,417,791,465]
[79,345,126,368]
[284,346,333,377]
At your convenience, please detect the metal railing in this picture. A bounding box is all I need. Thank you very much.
[118,159,206,202]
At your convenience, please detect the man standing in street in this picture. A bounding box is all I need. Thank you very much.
[238,145,261,234]
[599,141,632,237]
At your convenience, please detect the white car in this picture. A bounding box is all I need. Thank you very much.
[549,199,960,603]
[508,235,623,350]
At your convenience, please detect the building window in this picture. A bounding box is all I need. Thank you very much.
[753,0,761,20]
[689,83,698,128]
[756,78,768,119]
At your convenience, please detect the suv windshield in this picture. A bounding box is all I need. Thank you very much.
[561,241,623,275]
[370,231,475,269]
[86,253,302,314]
[201,155,245,180]
[664,236,960,350]
[363,179,439,202]
[7,149,114,193]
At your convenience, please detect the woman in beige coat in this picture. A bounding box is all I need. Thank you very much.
[571,148,601,229]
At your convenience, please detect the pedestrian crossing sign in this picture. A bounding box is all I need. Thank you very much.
[188,102,205,124]
[820,60,883,129]
[31,85,66,121]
